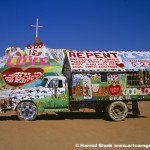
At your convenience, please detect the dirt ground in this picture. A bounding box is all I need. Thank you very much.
[0,101,150,150]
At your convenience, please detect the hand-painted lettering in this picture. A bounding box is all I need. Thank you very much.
[5,56,50,66]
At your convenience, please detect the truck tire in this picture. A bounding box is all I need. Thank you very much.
[16,101,38,121]
[107,101,128,121]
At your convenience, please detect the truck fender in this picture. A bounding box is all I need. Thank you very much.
[14,100,37,111]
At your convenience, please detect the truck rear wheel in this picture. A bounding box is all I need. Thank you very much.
[107,101,128,121]
[16,101,38,121]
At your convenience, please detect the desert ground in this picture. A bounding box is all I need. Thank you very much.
[0,101,150,150]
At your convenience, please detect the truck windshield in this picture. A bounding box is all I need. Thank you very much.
[41,78,48,87]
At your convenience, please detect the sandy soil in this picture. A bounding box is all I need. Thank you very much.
[0,101,150,150]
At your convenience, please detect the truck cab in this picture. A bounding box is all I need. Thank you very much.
[7,76,69,120]
[41,76,68,98]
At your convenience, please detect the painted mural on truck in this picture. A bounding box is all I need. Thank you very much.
[0,43,69,112]
[0,48,150,113]
[67,51,150,71]
[71,73,150,101]
[9,76,69,112]
[65,51,150,101]
[0,43,65,90]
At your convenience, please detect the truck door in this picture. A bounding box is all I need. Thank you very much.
[48,79,64,98]
[47,78,68,108]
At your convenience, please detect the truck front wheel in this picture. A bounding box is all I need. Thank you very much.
[107,101,128,121]
[16,101,38,121]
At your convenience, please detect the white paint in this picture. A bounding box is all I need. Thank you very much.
[123,88,138,95]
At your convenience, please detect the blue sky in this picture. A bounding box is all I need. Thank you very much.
[0,0,150,56]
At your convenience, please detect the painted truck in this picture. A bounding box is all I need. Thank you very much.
[0,43,150,121]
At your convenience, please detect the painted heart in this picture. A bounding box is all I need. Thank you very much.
[116,63,124,68]
[1,67,44,87]
[109,85,121,96]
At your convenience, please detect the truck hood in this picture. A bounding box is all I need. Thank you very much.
[0,89,13,100]
[10,86,52,102]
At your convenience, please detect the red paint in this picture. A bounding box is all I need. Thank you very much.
[86,53,93,58]
[103,53,111,58]
[138,88,150,95]
[39,42,44,48]
[27,43,44,49]
[72,86,76,91]
[16,52,22,56]
[109,85,121,96]
[69,52,76,58]
[94,53,103,58]
[68,52,119,59]
[34,43,39,49]
[116,63,124,68]
[27,44,33,49]
[77,52,84,58]
[2,67,44,87]
[110,52,118,58]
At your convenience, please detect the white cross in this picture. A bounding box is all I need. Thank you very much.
[31,18,44,38]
